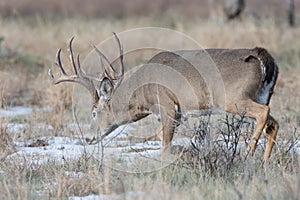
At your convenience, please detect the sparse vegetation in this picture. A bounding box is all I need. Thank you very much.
[0,1,299,199]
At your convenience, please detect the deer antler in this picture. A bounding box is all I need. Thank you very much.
[92,32,124,90]
[48,33,124,102]
[48,37,99,102]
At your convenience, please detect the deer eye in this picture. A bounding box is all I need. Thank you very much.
[92,110,97,119]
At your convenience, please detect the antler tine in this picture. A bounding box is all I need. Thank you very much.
[113,32,124,79]
[48,48,69,84]
[99,56,110,80]
[55,48,67,75]
[68,36,78,75]
[97,50,115,81]
[76,53,86,76]
[112,32,124,90]
[92,44,118,76]
[92,33,125,85]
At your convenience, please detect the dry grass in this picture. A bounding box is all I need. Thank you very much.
[0,9,299,200]
[0,121,15,160]
[0,149,298,199]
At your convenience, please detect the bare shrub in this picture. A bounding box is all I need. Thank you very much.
[182,112,253,177]
[173,110,299,183]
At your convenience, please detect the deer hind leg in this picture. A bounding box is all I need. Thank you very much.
[263,115,279,162]
[231,100,269,156]
[160,105,181,152]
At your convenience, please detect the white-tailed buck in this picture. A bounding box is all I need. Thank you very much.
[49,33,279,162]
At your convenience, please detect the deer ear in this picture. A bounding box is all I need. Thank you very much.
[98,77,113,101]
[243,55,257,62]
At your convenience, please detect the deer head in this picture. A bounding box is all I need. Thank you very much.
[48,33,124,134]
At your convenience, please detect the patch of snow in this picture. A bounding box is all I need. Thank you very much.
[69,191,144,200]
[172,136,191,148]
[120,141,161,151]
[69,194,99,200]
[47,137,82,145]
[5,123,28,133]
[7,133,166,173]
[5,123,54,135]
[8,136,91,165]
[0,106,51,118]
[0,106,33,117]
[65,171,85,178]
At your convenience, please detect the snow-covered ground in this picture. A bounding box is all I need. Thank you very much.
[8,123,189,171]
[3,119,187,199]
[1,106,189,172]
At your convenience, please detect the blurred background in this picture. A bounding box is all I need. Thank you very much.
[0,0,297,21]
